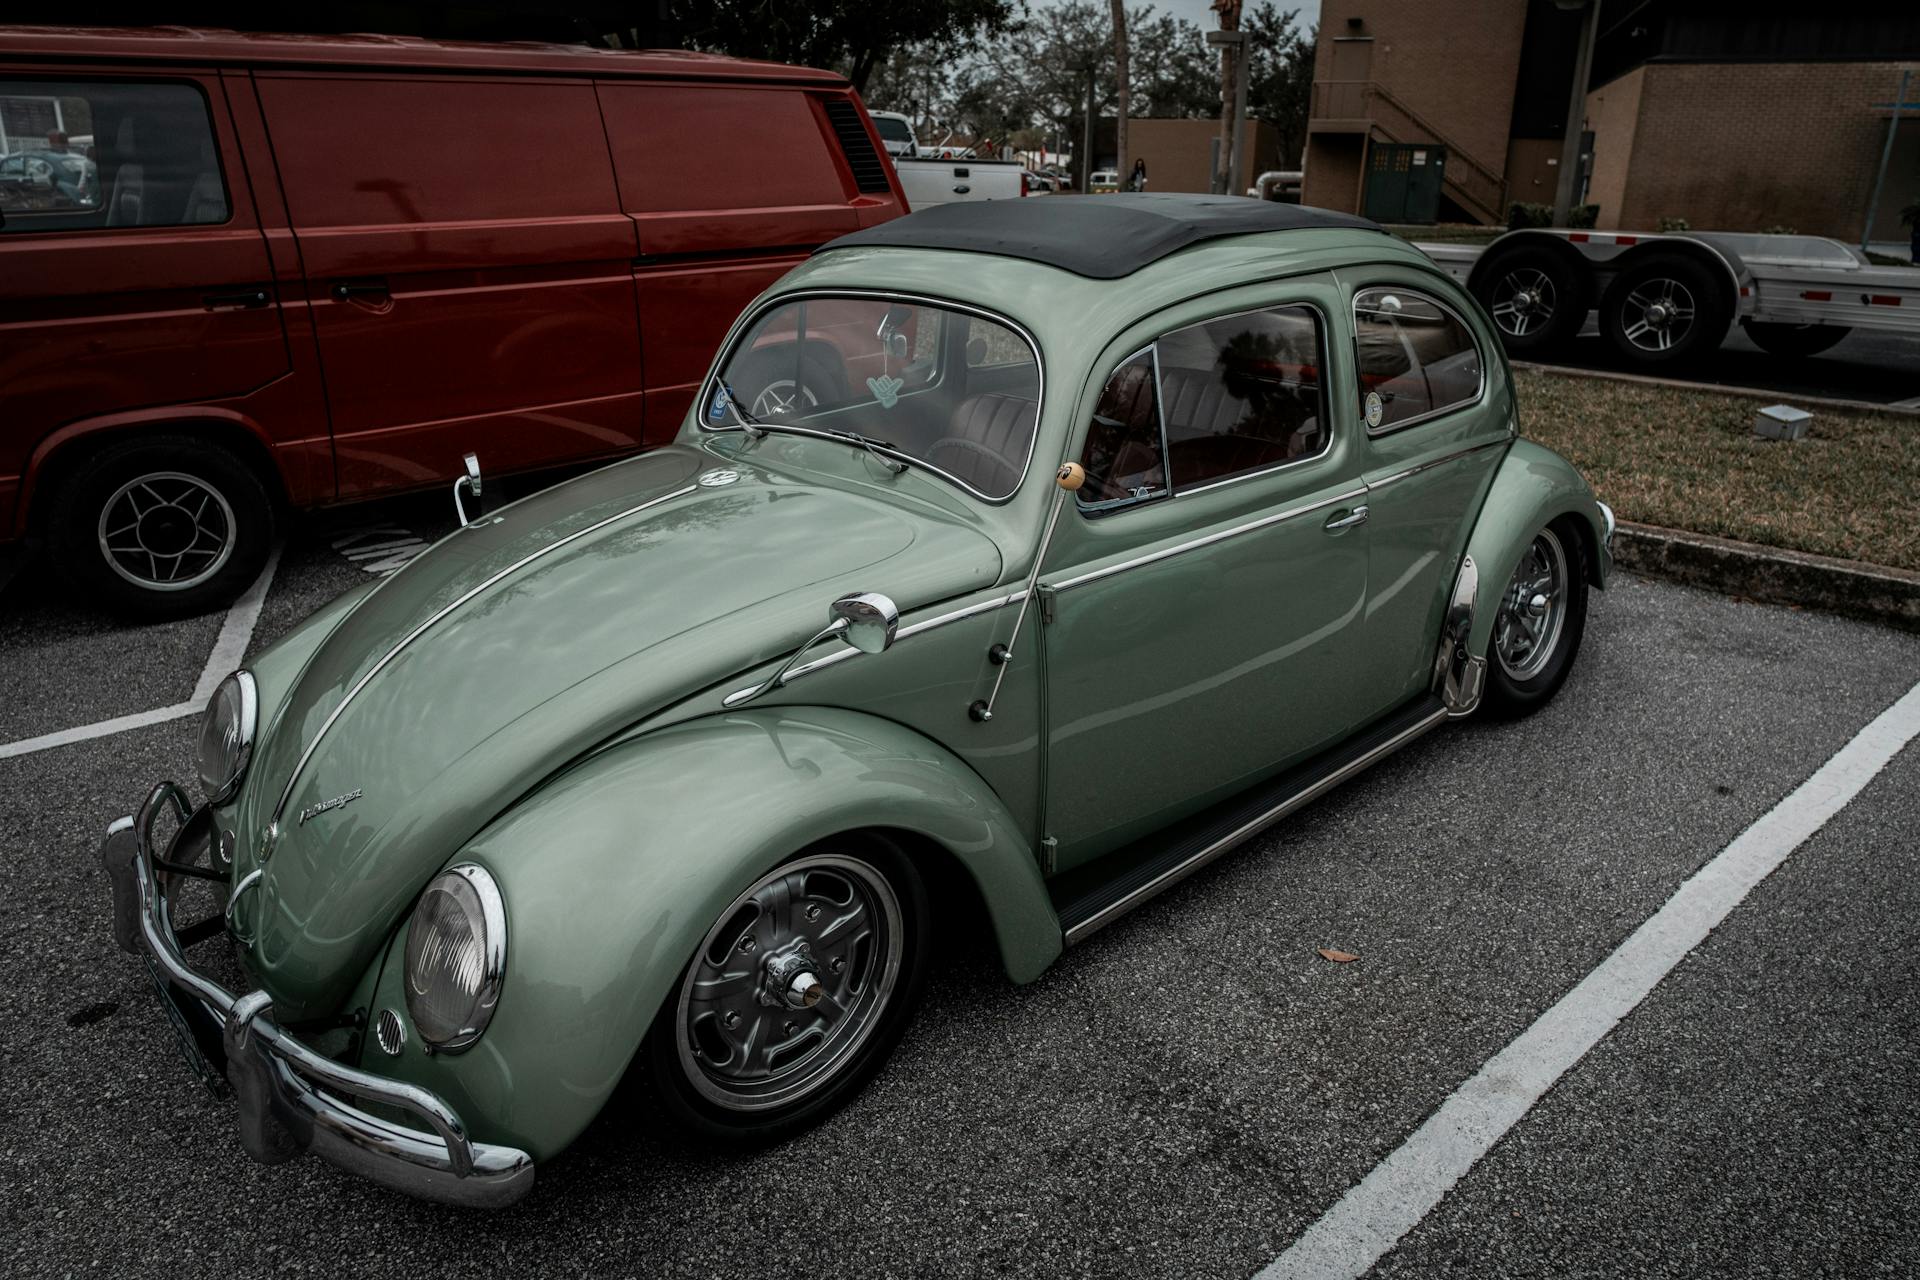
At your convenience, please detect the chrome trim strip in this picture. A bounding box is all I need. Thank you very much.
[1049,486,1367,593]
[267,484,698,838]
[1367,437,1509,490]
[1063,705,1449,945]
[696,288,1046,506]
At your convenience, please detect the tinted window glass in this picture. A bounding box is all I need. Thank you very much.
[1077,350,1169,510]
[0,80,226,230]
[1353,287,1483,430]
[1154,306,1328,489]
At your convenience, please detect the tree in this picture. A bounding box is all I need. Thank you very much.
[664,0,1016,93]
[1210,0,1244,192]
[1244,3,1315,171]
[1110,0,1130,184]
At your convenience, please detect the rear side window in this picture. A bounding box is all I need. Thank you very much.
[1352,287,1483,431]
[0,80,227,231]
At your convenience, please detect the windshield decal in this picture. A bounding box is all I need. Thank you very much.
[866,374,904,409]
[707,383,733,424]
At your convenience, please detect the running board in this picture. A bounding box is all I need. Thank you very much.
[1056,696,1449,945]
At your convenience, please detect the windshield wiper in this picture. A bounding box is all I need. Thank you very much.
[827,429,909,474]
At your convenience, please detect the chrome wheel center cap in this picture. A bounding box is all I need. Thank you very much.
[1646,302,1671,326]
[1526,592,1550,617]
[760,941,823,1009]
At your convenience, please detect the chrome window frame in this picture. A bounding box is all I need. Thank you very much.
[1073,299,1336,519]
[1350,283,1488,437]
[698,288,1045,506]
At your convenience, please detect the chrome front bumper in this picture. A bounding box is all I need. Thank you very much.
[100,782,534,1208]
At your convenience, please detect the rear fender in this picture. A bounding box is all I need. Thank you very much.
[1461,438,1610,663]
[361,706,1059,1160]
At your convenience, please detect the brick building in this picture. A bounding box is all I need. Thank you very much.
[1303,0,1920,240]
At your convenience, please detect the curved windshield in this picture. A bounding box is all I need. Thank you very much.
[704,295,1042,501]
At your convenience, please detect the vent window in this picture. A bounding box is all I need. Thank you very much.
[821,98,892,195]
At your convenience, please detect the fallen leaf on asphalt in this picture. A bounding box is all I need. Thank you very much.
[1318,948,1358,963]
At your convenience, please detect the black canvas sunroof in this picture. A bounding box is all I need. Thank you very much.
[817,194,1384,279]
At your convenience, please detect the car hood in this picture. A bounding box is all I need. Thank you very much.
[230,445,1001,1018]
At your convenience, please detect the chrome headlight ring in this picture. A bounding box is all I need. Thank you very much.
[195,670,258,806]
[404,864,508,1054]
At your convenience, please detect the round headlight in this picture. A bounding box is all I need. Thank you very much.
[195,670,257,805]
[404,864,507,1052]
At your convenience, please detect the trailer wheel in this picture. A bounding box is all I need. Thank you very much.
[1472,246,1588,356]
[1599,253,1731,369]
[1741,320,1850,359]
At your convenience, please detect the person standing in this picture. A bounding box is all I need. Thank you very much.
[1128,158,1148,192]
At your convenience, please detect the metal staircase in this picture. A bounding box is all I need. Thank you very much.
[1311,80,1508,224]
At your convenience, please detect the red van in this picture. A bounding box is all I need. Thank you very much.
[0,28,904,615]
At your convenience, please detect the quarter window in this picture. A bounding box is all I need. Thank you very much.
[1352,287,1483,431]
[0,80,228,231]
[1077,350,1168,510]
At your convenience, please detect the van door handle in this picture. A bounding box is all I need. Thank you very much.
[203,289,270,310]
[1324,504,1369,532]
[331,278,390,302]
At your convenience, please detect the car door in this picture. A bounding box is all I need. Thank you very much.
[1337,272,1512,719]
[1041,278,1371,873]
[254,71,645,498]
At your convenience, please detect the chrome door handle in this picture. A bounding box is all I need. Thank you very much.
[1324,504,1369,532]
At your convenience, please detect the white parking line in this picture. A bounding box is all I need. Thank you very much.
[0,547,280,762]
[1260,677,1920,1280]
[331,524,429,576]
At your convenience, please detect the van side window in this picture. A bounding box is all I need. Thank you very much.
[1077,350,1169,511]
[1154,305,1329,489]
[1352,287,1483,431]
[0,81,228,231]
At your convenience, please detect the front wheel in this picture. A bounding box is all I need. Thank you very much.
[646,837,928,1145]
[1483,522,1589,718]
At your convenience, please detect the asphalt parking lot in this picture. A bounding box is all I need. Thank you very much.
[3,488,1918,1279]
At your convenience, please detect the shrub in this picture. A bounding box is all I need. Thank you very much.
[1510,201,1599,229]
[1657,216,1690,232]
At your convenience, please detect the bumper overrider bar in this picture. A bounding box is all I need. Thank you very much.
[100,781,534,1208]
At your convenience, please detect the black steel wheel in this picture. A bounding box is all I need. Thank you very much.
[1472,245,1588,356]
[1598,252,1731,369]
[1741,320,1850,359]
[646,835,929,1145]
[46,434,275,619]
[1482,520,1589,718]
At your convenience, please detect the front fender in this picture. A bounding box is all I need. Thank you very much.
[1463,438,1610,660]
[361,706,1060,1161]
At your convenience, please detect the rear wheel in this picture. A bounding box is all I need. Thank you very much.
[646,836,929,1145]
[1472,246,1589,357]
[1599,253,1731,369]
[1483,521,1589,718]
[1741,320,1850,359]
[46,434,275,619]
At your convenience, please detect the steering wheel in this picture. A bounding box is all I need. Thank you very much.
[926,437,1023,494]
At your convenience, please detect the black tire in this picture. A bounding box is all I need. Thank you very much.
[1471,245,1590,357]
[1482,519,1590,719]
[1598,252,1731,369]
[645,834,929,1146]
[45,434,276,620]
[1741,320,1850,359]
[732,347,844,422]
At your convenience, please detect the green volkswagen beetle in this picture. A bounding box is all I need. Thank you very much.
[101,195,1612,1207]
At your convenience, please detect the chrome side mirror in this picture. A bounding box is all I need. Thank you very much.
[830,592,899,654]
[723,591,900,707]
[454,453,484,527]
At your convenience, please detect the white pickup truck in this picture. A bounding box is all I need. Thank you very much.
[869,111,1027,209]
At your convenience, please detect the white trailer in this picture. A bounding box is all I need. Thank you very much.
[1416,228,1920,369]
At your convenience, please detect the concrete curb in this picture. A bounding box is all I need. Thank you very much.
[1613,521,1920,633]
[1512,360,1920,419]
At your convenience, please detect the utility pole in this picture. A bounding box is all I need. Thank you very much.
[1551,0,1602,227]
[1207,27,1250,195]
[1082,64,1097,193]
[1862,67,1912,255]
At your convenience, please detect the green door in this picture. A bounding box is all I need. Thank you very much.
[1363,142,1447,224]
[1040,280,1371,873]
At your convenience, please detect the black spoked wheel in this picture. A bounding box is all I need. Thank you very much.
[1599,253,1731,369]
[646,836,928,1145]
[1483,521,1590,718]
[1472,246,1588,356]
[47,434,275,619]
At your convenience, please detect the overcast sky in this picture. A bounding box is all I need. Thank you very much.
[1060,0,1324,32]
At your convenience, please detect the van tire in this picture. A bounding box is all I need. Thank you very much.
[1472,245,1589,356]
[1599,253,1731,369]
[46,434,276,620]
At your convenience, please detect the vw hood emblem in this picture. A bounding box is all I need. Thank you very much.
[698,469,740,488]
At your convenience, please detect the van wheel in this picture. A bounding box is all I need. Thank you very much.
[1599,253,1730,368]
[47,435,275,619]
[1473,246,1588,356]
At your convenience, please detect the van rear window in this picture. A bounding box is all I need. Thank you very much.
[0,80,227,231]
